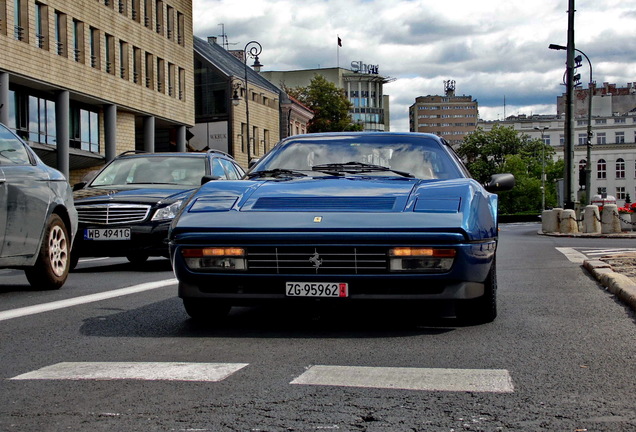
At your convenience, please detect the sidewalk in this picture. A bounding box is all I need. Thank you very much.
[540,230,636,312]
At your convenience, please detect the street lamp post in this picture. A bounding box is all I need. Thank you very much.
[232,41,263,166]
[534,127,549,210]
[549,43,593,204]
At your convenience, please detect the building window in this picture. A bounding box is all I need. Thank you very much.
[178,67,185,100]
[35,2,48,49]
[578,133,587,145]
[118,0,127,15]
[597,159,606,179]
[144,0,151,27]
[73,20,84,63]
[14,0,28,41]
[615,117,626,124]
[166,5,174,40]
[597,187,607,196]
[616,158,625,179]
[177,11,184,45]
[616,186,626,200]
[145,52,154,89]
[596,132,606,145]
[54,10,67,56]
[89,27,100,69]
[28,95,56,145]
[70,106,99,152]
[560,135,565,145]
[616,132,625,144]
[155,0,163,35]
[156,57,165,93]
[167,62,175,96]
[119,40,129,79]
[131,0,140,21]
[595,119,607,125]
[0,0,6,36]
[132,47,141,84]
[105,34,115,74]
[579,159,587,171]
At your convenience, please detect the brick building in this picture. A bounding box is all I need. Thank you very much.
[409,80,478,148]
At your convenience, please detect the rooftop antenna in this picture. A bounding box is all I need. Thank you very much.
[217,24,238,50]
[218,24,229,50]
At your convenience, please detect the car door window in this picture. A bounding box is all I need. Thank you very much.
[220,159,241,180]
[0,125,32,165]
[211,158,227,179]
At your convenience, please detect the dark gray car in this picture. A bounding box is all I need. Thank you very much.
[0,123,78,289]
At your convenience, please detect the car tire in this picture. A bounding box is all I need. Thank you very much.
[183,298,231,323]
[126,253,149,265]
[24,214,70,290]
[456,258,497,324]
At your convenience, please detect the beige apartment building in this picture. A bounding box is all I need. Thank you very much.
[0,0,194,183]
[409,81,478,147]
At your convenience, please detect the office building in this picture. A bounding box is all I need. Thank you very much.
[0,0,194,183]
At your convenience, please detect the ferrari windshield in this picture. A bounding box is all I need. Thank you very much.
[252,134,465,180]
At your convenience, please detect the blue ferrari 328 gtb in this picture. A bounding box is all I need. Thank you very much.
[169,132,514,324]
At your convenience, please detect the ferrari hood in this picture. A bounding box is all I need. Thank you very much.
[239,177,417,212]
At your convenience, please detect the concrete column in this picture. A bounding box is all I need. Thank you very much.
[0,72,9,126]
[559,209,579,234]
[176,125,186,152]
[55,90,70,179]
[104,104,117,162]
[583,205,601,234]
[601,204,621,234]
[143,116,155,152]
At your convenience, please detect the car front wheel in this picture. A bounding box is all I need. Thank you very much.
[183,298,231,323]
[25,214,70,290]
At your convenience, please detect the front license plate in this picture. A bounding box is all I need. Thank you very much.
[84,228,131,241]
[285,282,348,298]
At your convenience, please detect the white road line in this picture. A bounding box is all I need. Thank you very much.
[290,365,514,393]
[556,247,588,263]
[10,362,248,382]
[0,279,177,322]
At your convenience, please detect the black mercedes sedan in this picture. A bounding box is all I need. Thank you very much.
[72,150,244,267]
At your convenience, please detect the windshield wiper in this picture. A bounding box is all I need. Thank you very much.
[246,168,308,179]
[311,162,414,178]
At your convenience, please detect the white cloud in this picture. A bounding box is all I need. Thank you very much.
[194,0,636,132]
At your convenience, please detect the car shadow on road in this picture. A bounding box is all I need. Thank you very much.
[79,297,460,339]
[71,258,172,273]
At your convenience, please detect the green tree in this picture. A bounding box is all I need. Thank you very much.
[457,125,560,213]
[286,75,362,132]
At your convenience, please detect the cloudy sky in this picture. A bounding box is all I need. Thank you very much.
[193,0,636,132]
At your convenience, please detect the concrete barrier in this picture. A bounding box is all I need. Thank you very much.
[601,204,621,234]
[560,209,579,234]
[583,205,601,234]
[542,208,562,233]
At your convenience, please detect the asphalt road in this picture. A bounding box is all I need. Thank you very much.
[1,223,635,431]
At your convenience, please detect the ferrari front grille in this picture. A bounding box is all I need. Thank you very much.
[247,246,388,274]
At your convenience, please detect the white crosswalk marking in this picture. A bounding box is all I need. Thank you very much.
[556,247,636,263]
[10,362,249,382]
[290,365,514,393]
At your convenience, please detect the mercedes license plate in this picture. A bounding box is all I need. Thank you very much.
[84,228,131,240]
[285,282,348,298]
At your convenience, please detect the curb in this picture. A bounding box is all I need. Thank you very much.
[583,259,636,312]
